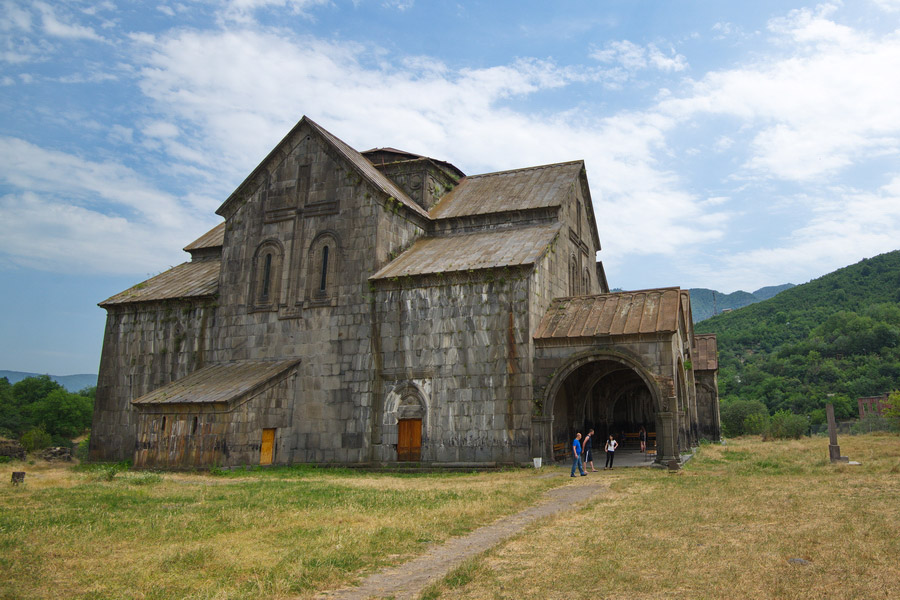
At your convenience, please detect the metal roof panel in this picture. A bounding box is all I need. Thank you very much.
[132,359,301,405]
[100,261,220,306]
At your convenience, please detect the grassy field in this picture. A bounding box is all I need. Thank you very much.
[427,434,900,600]
[0,463,561,599]
[2,434,898,599]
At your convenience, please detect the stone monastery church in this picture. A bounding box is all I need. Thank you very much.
[91,116,720,469]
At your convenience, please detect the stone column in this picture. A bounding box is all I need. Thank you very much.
[657,411,678,464]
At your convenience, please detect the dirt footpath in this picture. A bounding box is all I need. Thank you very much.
[312,474,607,600]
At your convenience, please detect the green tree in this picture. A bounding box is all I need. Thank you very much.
[12,375,63,407]
[28,389,93,438]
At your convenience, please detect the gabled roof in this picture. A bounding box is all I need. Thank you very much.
[132,359,300,406]
[370,223,560,280]
[534,288,684,340]
[183,222,225,252]
[693,334,718,371]
[217,116,428,220]
[429,161,583,220]
[100,261,220,306]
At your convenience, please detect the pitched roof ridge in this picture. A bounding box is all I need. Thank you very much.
[554,287,681,301]
[183,222,225,251]
[464,159,583,180]
[303,118,429,219]
[422,221,559,239]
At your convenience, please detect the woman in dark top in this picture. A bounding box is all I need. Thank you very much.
[639,425,647,453]
[583,429,597,472]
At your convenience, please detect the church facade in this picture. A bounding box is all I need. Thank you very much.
[90,116,719,469]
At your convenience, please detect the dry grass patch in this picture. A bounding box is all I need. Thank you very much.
[0,464,562,599]
[430,434,900,600]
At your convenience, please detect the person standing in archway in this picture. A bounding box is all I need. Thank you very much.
[583,429,597,472]
[639,425,647,453]
[604,434,618,469]
[571,433,587,477]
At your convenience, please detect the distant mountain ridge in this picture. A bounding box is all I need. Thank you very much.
[689,284,795,322]
[0,371,97,393]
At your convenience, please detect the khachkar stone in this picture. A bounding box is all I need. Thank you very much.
[826,403,848,463]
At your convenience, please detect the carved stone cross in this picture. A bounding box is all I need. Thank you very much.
[826,404,848,463]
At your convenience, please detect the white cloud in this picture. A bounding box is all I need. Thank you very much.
[383,0,414,10]
[872,0,900,11]
[220,0,329,23]
[35,2,103,41]
[660,10,900,183]
[713,177,900,291]
[0,1,32,31]
[108,125,134,145]
[0,137,215,274]
[125,25,725,265]
[591,40,688,73]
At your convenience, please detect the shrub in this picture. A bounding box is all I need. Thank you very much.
[743,413,770,435]
[766,410,808,440]
[75,436,90,461]
[721,400,769,436]
[20,427,52,452]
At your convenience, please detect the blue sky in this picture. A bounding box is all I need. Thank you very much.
[2,0,900,375]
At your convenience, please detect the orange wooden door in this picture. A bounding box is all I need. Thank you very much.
[260,428,275,465]
[397,419,421,461]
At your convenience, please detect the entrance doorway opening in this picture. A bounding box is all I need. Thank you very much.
[551,359,656,456]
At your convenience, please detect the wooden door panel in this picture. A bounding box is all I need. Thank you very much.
[397,419,421,461]
[260,428,275,465]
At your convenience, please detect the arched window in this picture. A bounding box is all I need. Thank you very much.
[576,200,582,238]
[319,245,329,292]
[569,254,578,296]
[261,253,273,300]
[307,232,339,304]
[582,267,590,295]
[251,240,284,311]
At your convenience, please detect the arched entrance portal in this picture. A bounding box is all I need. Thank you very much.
[548,356,659,460]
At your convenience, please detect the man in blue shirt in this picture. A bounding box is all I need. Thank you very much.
[571,432,587,477]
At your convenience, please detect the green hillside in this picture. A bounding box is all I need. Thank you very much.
[695,250,900,428]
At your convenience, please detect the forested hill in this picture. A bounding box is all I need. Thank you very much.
[690,284,795,322]
[694,250,900,423]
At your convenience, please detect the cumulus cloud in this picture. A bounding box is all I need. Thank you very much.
[591,40,688,73]
[35,1,103,41]
[659,7,900,184]
[125,25,725,266]
[0,137,216,274]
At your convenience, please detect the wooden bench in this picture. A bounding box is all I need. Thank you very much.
[552,442,569,462]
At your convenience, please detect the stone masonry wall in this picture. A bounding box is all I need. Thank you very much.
[91,300,217,462]
[372,272,533,464]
